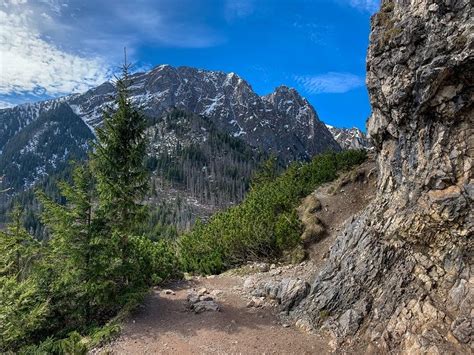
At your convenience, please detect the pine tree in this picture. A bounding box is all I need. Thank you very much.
[251,155,279,189]
[91,56,149,235]
[90,53,150,286]
[0,208,47,351]
[0,207,40,281]
[37,164,105,323]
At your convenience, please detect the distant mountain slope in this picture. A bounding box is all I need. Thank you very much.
[0,65,341,232]
[0,103,93,190]
[145,109,265,231]
[325,124,372,150]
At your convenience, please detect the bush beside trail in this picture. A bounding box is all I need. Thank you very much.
[178,150,367,275]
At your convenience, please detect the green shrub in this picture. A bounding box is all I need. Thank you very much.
[20,332,87,355]
[274,210,302,251]
[178,150,367,274]
[0,276,50,352]
[128,236,181,286]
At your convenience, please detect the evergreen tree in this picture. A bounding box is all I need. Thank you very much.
[90,56,150,287]
[0,207,40,281]
[91,60,149,236]
[37,164,113,324]
[251,155,279,189]
[0,208,47,351]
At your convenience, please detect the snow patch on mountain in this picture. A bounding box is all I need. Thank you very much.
[325,124,372,150]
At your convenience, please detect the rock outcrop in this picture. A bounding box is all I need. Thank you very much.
[187,288,220,313]
[291,0,473,352]
[246,277,310,313]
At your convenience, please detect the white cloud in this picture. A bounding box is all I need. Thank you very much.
[0,6,110,100]
[0,0,225,107]
[345,0,380,13]
[8,0,28,4]
[294,72,365,94]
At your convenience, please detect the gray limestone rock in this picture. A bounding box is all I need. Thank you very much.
[289,0,473,353]
[249,277,310,313]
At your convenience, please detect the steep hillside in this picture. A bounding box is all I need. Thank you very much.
[287,0,472,353]
[0,104,93,190]
[146,109,264,231]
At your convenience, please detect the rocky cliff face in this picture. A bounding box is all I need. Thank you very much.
[292,0,473,352]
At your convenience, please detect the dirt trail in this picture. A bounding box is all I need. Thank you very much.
[98,160,376,354]
[100,276,331,354]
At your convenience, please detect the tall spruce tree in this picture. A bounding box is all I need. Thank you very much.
[37,164,106,324]
[90,54,150,285]
[91,55,149,235]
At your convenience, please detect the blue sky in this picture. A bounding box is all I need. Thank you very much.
[0,0,380,130]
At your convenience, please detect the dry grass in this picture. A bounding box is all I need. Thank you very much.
[297,194,326,244]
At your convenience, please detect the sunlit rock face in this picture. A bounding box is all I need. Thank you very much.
[292,0,473,352]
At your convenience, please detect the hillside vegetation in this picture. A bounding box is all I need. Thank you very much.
[178,150,367,275]
[0,63,366,353]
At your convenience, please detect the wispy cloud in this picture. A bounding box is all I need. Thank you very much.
[0,0,225,106]
[0,100,15,109]
[343,0,380,13]
[294,72,365,94]
[225,0,254,22]
[0,3,110,99]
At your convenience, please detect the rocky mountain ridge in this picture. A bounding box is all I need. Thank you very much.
[0,66,344,233]
[0,65,339,169]
[0,65,343,193]
[325,124,372,150]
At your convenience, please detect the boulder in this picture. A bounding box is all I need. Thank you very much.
[187,290,220,313]
[192,300,220,313]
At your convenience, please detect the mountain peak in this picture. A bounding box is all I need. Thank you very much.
[273,84,294,92]
[1,65,340,167]
[151,64,172,72]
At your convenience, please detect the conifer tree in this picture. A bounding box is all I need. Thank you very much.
[251,155,279,189]
[37,164,104,323]
[0,207,40,281]
[91,53,149,235]
[90,52,150,286]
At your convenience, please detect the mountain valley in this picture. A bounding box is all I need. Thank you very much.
[0,66,366,234]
